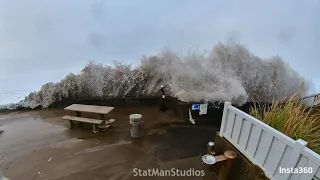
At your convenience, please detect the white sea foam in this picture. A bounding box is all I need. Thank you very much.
[1,43,308,109]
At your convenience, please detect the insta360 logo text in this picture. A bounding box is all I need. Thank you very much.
[279,167,313,174]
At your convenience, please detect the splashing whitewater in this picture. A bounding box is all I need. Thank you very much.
[0,42,308,110]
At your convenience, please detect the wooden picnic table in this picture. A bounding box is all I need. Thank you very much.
[64,104,114,119]
[63,104,115,132]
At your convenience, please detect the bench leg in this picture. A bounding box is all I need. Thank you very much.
[75,112,83,128]
[78,122,83,128]
[92,124,98,133]
[69,120,74,129]
[100,114,107,126]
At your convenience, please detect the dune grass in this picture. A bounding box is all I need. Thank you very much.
[250,94,320,154]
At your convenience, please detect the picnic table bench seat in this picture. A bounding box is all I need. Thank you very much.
[62,115,103,125]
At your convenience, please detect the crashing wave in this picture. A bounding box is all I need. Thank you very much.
[4,42,308,109]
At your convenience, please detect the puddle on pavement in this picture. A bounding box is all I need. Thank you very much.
[147,128,167,136]
[49,138,84,148]
[73,140,132,155]
[0,118,68,151]
[146,122,219,162]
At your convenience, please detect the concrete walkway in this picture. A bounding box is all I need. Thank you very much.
[0,106,219,180]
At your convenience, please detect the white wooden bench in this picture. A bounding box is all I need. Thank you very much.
[63,104,115,132]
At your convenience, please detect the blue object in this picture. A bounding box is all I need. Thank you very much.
[191,104,200,110]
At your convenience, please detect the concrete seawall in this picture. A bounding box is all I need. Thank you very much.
[0,96,265,126]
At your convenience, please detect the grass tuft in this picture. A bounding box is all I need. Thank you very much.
[250,94,320,154]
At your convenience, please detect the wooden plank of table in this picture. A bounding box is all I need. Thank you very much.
[64,104,114,114]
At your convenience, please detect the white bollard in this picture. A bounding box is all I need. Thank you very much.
[129,114,144,138]
[207,142,215,154]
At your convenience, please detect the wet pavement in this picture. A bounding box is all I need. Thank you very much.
[0,106,219,180]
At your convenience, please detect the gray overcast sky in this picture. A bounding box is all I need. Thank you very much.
[0,0,320,100]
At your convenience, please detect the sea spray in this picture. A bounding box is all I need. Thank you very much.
[2,42,307,109]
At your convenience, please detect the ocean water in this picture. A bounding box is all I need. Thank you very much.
[0,68,80,105]
[0,76,50,105]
